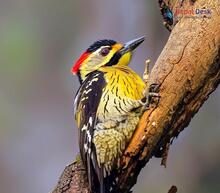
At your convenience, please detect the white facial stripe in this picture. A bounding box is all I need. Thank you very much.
[79,45,117,80]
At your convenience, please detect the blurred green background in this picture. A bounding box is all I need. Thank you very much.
[0,1,219,193]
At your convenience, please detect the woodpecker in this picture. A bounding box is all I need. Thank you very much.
[72,37,148,193]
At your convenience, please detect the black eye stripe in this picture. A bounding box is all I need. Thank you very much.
[105,52,122,66]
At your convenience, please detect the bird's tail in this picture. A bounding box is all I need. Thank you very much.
[99,167,105,193]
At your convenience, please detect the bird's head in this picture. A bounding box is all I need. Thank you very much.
[71,36,145,83]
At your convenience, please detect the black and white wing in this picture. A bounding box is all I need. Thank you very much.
[74,71,106,192]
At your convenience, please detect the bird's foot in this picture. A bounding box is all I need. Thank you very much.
[148,83,160,104]
[143,83,160,110]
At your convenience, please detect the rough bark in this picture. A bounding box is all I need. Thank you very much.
[52,0,220,192]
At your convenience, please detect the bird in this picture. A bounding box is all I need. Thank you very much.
[72,36,148,193]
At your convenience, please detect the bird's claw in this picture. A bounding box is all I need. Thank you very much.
[149,83,160,93]
[143,83,160,110]
[149,83,160,106]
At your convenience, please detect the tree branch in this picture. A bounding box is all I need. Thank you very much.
[52,0,220,192]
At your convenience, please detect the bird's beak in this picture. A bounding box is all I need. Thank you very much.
[119,36,145,55]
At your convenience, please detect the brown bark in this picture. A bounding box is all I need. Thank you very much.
[52,0,220,192]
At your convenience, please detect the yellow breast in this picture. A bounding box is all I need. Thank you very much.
[97,66,146,121]
[103,66,145,99]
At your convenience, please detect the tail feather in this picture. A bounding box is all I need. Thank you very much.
[88,149,107,193]
[100,167,105,193]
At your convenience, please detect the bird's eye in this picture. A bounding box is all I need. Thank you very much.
[100,47,110,57]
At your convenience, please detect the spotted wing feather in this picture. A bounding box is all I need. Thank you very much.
[74,71,106,192]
